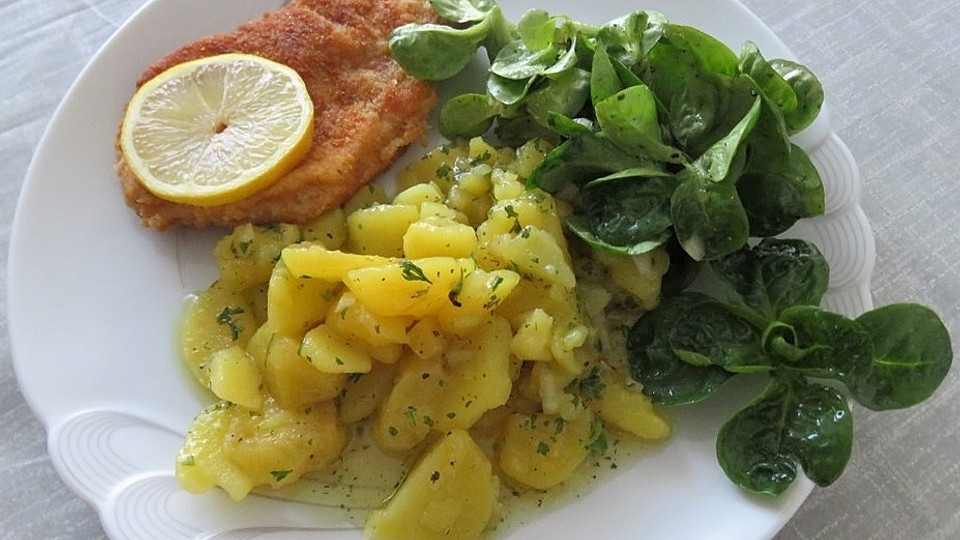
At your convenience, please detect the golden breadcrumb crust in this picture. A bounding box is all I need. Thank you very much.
[117,0,438,230]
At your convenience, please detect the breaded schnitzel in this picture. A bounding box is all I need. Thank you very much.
[117,0,438,230]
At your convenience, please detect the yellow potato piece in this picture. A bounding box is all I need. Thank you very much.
[365,429,498,540]
[435,317,514,431]
[498,408,594,490]
[280,243,392,282]
[396,143,467,194]
[246,324,345,410]
[325,292,412,349]
[591,366,672,441]
[266,262,340,337]
[436,268,520,336]
[215,223,302,291]
[299,323,373,374]
[406,317,447,360]
[344,257,464,317]
[593,247,670,310]
[176,398,346,501]
[346,203,421,257]
[392,181,445,208]
[510,308,555,362]
[179,281,258,388]
[403,217,479,259]
[301,208,347,249]
[207,345,262,410]
[372,353,443,453]
[480,228,575,289]
[338,362,400,425]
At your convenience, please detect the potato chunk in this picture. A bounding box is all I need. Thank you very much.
[591,366,672,441]
[246,324,345,410]
[365,429,498,540]
[373,318,513,453]
[403,217,478,259]
[266,262,339,336]
[179,282,258,388]
[299,323,373,374]
[214,223,302,291]
[207,345,262,410]
[346,203,420,257]
[498,408,594,490]
[344,257,465,317]
[280,243,392,282]
[176,398,346,501]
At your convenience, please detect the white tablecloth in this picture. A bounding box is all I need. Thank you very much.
[2,0,958,538]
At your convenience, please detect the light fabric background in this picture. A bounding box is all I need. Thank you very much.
[1,0,957,538]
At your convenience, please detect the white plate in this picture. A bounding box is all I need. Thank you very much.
[8,0,874,539]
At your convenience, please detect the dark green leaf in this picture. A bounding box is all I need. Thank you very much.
[738,143,825,237]
[710,238,830,319]
[658,237,702,296]
[670,169,750,261]
[738,41,798,116]
[590,45,623,105]
[716,375,852,495]
[527,132,654,191]
[689,96,760,183]
[567,216,670,255]
[571,171,677,253]
[667,71,723,153]
[545,112,593,137]
[668,97,760,260]
[848,304,953,410]
[594,85,686,163]
[494,114,560,147]
[767,306,873,381]
[769,59,824,134]
[627,293,736,405]
[667,299,771,373]
[640,23,739,108]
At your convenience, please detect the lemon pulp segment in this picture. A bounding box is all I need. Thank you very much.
[120,53,314,206]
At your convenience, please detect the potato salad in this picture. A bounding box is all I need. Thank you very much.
[175,137,672,539]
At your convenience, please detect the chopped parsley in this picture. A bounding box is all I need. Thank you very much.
[577,366,606,401]
[584,418,608,453]
[504,204,522,233]
[436,163,453,179]
[400,260,433,284]
[270,469,293,482]
[216,306,245,341]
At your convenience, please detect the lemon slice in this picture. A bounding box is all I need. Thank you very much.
[120,53,314,206]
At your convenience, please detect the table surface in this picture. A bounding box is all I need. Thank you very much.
[2,0,958,539]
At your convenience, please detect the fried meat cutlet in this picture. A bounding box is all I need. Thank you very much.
[117,0,438,230]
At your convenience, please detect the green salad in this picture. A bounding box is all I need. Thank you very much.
[389,0,952,497]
